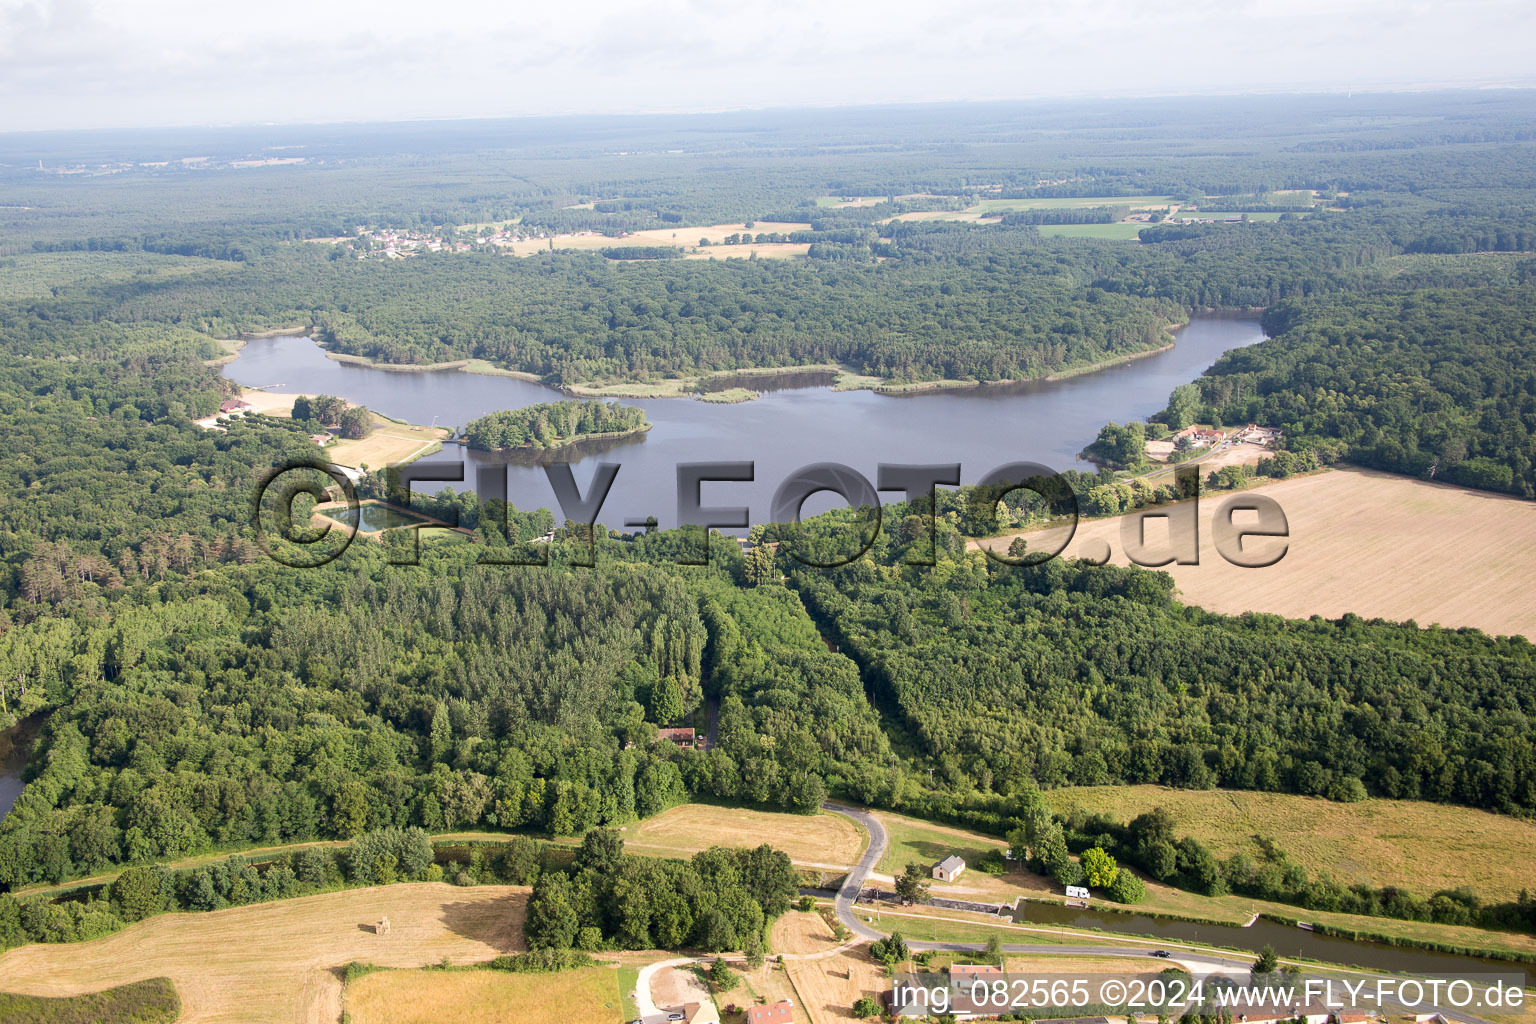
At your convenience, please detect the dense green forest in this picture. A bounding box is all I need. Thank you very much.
[1158,289,1536,497]
[465,401,648,451]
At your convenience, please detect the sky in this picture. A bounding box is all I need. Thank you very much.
[1,0,1533,132]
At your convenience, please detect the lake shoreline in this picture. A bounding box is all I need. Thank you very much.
[218,317,1245,404]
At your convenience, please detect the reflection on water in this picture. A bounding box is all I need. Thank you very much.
[323,501,435,532]
[223,314,1267,528]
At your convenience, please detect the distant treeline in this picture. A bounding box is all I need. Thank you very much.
[1001,206,1128,225]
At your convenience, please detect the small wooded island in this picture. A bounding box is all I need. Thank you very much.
[464,400,650,451]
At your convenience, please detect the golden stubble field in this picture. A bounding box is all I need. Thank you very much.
[346,965,625,1024]
[497,221,812,258]
[974,468,1536,637]
[619,804,866,869]
[0,883,527,1024]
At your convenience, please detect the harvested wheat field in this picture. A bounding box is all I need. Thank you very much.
[1049,785,1536,900]
[784,947,888,1024]
[0,883,527,1024]
[619,804,865,869]
[974,467,1536,637]
[499,221,811,257]
[326,420,450,470]
[770,906,842,956]
[346,965,623,1024]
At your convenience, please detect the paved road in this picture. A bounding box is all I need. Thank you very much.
[822,802,889,940]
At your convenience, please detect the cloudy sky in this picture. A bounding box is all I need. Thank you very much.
[1,0,1532,131]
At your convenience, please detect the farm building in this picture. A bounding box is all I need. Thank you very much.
[1174,426,1224,448]
[656,727,698,747]
[950,964,1002,980]
[746,999,795,1024]
[933,855,966,881]
[1237,423,1283,446]
[676,1001,721,1024]
[1235,1006,1331,1024]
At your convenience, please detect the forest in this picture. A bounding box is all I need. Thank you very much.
[464,401,648,451]
[1161,289,1536,497]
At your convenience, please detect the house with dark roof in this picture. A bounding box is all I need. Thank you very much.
[933,855,966,881]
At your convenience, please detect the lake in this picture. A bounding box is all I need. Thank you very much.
[223,314,1266,529]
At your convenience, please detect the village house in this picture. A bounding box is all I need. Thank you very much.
[1233,1005,1332,1024]
[745,999,795,1024]
[219,397,252,414]
[674,1001,720,1024]
[949,964,1002,980]
[656,727,698,748]
[1174,425,1224,448]
[933,855,966,882]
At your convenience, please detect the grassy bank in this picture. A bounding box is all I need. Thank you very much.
[0,977,179,1024]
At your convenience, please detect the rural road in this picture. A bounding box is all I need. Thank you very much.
[822,801,888,941]
[815,803,1499,1024]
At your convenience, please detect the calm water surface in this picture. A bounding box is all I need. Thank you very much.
[223,314,1266,528]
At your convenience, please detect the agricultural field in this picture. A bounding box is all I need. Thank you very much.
[969,195,1176,212]
[496,221,812,258]
[1048,785,1536,901]
[324,415,450,470]
[619,804,866,869]
[974,467,1536,638]
[783,946,888,1024]
[0,883,527,1024]
[770,905,843,956]
[346,966,625,1024]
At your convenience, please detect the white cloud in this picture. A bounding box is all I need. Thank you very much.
[0,0,1532,130]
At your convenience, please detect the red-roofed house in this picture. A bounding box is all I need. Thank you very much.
[220,398,252,414]
[950,964,1003,979]
[746,999,795,1024]
[657,727,697,747]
